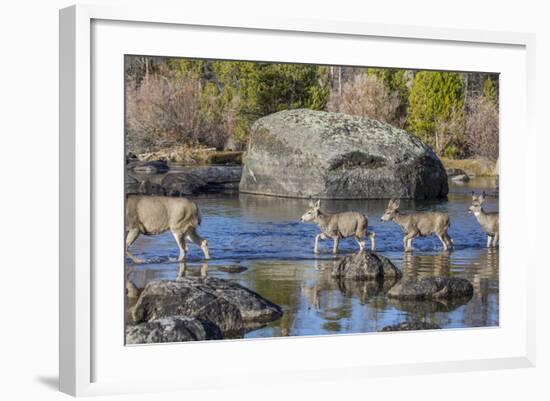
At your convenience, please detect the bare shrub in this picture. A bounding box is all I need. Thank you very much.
[326,74,404,127]
[465,96,499,161]
[126,70,237,154]
[434,109,466,158]
[126,71,200,154]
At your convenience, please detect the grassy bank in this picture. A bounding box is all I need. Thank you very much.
[137,144,243,165]
[441,157,497,177]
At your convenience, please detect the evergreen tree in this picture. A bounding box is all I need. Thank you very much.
[482,76,498,105]
[407,71,465,152]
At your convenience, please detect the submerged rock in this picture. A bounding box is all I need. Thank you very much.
[126,316,223,344]
[380,321,441,332]
[131,277,283,335]
[331,252,402,281]
[218,265,248,273]
[126,165,243,196]
[451,174,470,183]
[239,109,448,199]
[160,173,207,196]
[128,160,169,174]
[387,277,474,300]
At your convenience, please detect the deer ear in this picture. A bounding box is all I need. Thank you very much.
[479,192,486,203]
[394,199,400,209]
[315,199,321,208]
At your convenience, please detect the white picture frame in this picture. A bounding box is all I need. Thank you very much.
[59,4,536,397]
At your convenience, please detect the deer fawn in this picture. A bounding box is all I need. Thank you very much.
[125,195,210,263]
[300,200,376,254]
[469,192,499,248]
[381,199,453,252]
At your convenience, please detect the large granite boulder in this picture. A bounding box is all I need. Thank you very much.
[131,277,283,335]
[387,277,474,300]
[331,252,402,281]
[240,109,448,199]
[126,316,223,344]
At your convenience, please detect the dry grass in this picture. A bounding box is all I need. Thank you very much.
[327,74,404,128]
[138,144,243,165]
[440,157,497,177]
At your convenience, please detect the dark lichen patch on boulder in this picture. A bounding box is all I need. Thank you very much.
[329,151,386,170]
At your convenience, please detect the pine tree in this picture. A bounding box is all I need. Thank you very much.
[407,71,465,153]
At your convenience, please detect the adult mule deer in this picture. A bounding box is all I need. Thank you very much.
[381,199,453,252]
[469,192,499,248]
[300,200,376,254]
[125,195,210,263]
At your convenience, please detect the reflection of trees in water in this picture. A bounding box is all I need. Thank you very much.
[244,262,303,337]
[393,248,499,328]
[458,249,499,326]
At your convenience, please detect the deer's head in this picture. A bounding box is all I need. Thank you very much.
[468,192,486,214]
[381,198,400,222]
[300,200,321,222]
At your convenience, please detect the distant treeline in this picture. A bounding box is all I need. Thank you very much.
[126,56,499,160]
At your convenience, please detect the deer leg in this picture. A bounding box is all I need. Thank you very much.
[314,233,326,254]
[354,235,366,252]
[187,228,210,260]
[404,235,414,252]
[445,232,454,250]
[172,230,187,261]
[492,232,499,247]
[332,236,340,254]
[368,232,376,251]
[125,229,144,264]
[437,234,448,251]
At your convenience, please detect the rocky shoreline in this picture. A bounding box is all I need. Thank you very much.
[126,251,479,344]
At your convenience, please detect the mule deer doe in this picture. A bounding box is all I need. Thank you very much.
[469,192,499,248]
[300,200,376,254]
[381,199,453,252]
[125,195,210,263]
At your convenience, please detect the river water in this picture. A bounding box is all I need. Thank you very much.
[127,177,499,337]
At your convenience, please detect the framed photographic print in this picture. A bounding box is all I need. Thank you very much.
[59,4,536,397]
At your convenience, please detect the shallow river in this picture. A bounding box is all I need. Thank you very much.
[127,177,499,337]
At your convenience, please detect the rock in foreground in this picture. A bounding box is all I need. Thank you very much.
[131,277,283,335]
[380,321,441,332]
[126,316,223,344]
[387,277,474,300]
[240,109,448,199]
[331,252,402,281]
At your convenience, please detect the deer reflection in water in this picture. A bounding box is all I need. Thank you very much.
[176,261,209,280]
